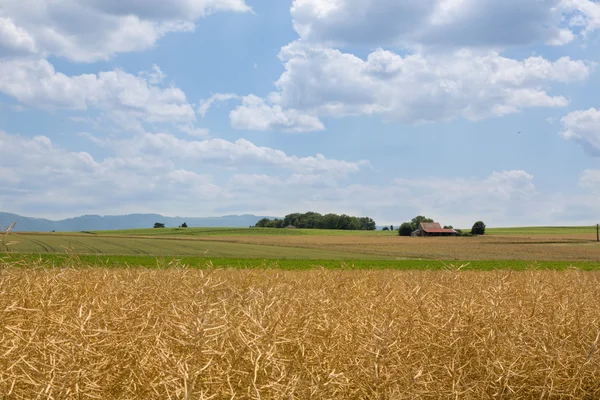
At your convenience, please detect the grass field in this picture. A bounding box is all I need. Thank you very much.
[3,253,600,271]
[1,265,599,399]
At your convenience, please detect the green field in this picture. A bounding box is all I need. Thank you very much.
[86,226,599,237]
[5,233,388,259]
[88,227,396,236]
[3,254,598,271]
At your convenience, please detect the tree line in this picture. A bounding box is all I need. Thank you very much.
[255,212,377,231]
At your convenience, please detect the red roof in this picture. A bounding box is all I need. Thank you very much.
[420,222,456,233]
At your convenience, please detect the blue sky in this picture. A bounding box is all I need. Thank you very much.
[2,0,600,227]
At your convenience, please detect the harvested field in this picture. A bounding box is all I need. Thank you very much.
[196,234,600,261]
[1,263,599,399]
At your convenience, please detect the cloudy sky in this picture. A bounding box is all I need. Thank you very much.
[1,0,600,227]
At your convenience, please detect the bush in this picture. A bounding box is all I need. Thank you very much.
[399,222,414,237]
[382,227,389,231]
[471,221,486,235]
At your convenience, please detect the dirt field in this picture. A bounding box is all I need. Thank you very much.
[195,234,600,261]
[1,265,599,399]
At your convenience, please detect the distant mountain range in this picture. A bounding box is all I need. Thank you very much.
[0,212,278,232]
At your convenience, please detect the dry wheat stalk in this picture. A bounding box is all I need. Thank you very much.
[0,263,598,399]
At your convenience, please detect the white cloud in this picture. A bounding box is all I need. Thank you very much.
[291,0,572,48]
[0,58,195,131]
[231,44,589,129]
[139,64,166,85]
[393,170,537,208]
[198,93,240,117]
[561,0,600,36]
[0,0,251,62]
[0,129,367,217]
[122,133,368,174]
[2,128,599,226]
[177,125,211,137]
[230,95,325,132]
[0,17,36,55]
[561,108,600,154]
[547,28,576,45]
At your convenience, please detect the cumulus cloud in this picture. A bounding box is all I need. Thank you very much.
[0,58,195,131]
[0,0,251,62]
[561,108,600,155]
[560,0,600,37]
[230,95,325,132]
[120,133,368,174]
[0,129,367,217]
[291,0,572,48]
[230,44,590,129]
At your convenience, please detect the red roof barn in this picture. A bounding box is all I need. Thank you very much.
[412,222,457,237]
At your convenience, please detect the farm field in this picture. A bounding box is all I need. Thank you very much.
[6,226,600,261]
[89,225,600,237]
[5,233,385,260]
[0,265,599,398]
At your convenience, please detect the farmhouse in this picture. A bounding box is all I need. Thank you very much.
[412,222,457,237]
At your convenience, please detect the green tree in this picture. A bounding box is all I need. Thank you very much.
[181,222,188,228]
[153,223,165,228]
[382,227,389,231]
[359,217,376,231]
[390,225,394,231]
[255,218,271,228]
[443,225,453,229]
[411,215,434,230]
[399,222,414,236]
[471,221,486,235]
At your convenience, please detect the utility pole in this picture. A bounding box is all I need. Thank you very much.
[597,224,599,242]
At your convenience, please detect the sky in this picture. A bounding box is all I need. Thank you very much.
[1,0,600,228]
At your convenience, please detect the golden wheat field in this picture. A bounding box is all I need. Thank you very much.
[1,262,599,399]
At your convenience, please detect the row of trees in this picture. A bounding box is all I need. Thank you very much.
[255,212,377,231]
[153,222,188,228]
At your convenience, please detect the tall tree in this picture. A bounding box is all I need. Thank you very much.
[411,215,434,230]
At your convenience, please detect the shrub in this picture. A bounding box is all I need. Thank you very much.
[471,221,486,235]
[399,223,414,237]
